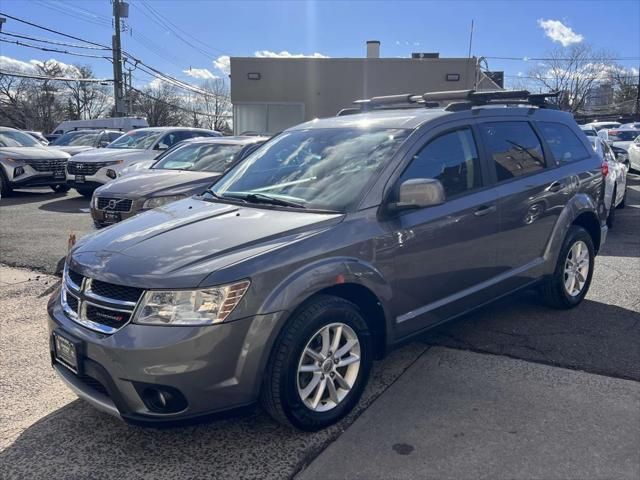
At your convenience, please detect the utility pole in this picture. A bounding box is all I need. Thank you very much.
[636,65,640,121]
[111,1,128,116]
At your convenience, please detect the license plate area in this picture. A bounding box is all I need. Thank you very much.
[53,331,82,374]
[75,174,86,183]
[103,211,121,222]
[54,170,65,179]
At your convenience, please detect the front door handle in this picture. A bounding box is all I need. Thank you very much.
[547,180,566,193]
[474,205,497,217]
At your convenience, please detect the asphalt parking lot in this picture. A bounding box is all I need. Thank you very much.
[1,175,639,479]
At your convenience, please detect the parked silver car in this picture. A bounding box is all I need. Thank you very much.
[90,136,268,227]
[49,129,123,156]
[0,127,70,196]
[66,127,221,197]
[588,136,627,228]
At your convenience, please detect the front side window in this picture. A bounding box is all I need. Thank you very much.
[538,122,591,163]
[398,128,482,199]
[480,122,545,181]
[154,143,244,172]
[108,130,162,150]
[609,130,640,142]
[0,130,40,147]
[212,128,410,211]
[52,131,99,147]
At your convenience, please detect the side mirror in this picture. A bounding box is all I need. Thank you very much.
[155,143,169,151]
[388,178,445,212]
[99,140,110,148]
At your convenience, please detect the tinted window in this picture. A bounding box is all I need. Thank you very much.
[213,128,410,211]
[480,122,545,181]
[609,130,640,142]
[52,131,99,146]
[160,131,211,149]
[398,128,482,198]
[109,130,162,149]
[0,130,40,147]
[538,122,591,163]
[107,132,122,142]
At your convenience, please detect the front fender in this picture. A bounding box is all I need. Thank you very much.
[257,256,393,320]
[543,192,602,273]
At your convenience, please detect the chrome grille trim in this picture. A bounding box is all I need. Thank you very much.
[61,266,140,334]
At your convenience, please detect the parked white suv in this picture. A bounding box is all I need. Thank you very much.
[66,127,221,196]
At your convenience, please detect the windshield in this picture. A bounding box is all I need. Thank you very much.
[107,130,162,150]
[154,142,245,172]
[52,131,99,146]
[0,130,40,147]
[609,130,640,142]
[212,128,410,211]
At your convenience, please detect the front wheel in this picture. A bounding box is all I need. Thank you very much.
[261,295,372,431]
[540,225,594,309]
[51,184,70,193]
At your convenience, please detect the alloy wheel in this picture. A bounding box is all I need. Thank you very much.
[564,240,590,297]
[296,322,361,412]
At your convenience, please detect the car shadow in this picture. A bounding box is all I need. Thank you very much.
[38,196,91,214]
[422,291,640,381]
[0,189,69,207]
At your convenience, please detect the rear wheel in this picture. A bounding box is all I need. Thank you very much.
[51,184,70,193]
[617,186,626,209]
[75,187,94,198]
[540,225,594,309]
[261,295,372,431]
[0,169,12,198]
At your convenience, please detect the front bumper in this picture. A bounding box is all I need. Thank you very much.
[90,199,143,227]
[47,289,286,425]
[1,162,67,188]
[66,166,118,189]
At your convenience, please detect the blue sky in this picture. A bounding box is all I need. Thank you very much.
[1,0,639,88]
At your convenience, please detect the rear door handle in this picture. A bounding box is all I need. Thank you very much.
[474,205,497,217]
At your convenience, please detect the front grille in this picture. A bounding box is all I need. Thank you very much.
[96,197,133,212]
[77,374,110,397]
[91,279,143,303]
[63,270,142,334]
[66,294,79,313]
[27,158,67,173]
[67,161,110,175]
[85,303,131,329]
[68,269,83,287]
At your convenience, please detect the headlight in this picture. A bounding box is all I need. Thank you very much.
[143,195,186,209]
[133,281,250,326]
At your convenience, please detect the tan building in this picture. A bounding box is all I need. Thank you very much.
[230,41,501,134]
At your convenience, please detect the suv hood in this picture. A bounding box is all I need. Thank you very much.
[612,141,633,151]
[70,197,342,288]
[0,146,70,160]
[95,170,219,197]
[71,147,158,164]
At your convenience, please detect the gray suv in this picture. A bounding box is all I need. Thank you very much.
[48,90,607,430]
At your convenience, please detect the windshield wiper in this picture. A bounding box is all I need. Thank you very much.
[229,192,306,209]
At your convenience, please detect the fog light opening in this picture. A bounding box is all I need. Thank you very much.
[138,385,188,414]
[106,169,117,179]
[14,166,24,177]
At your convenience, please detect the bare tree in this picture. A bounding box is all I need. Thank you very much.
[528,44,615,113]
[65,65,111,120]
[198,79,231,133]
[0,74,31,128]
[131,81,187,126]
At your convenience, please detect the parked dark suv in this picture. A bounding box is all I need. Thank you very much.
[48,90,607,431]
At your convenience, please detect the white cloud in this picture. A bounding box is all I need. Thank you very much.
[0,55,80,77]
[213,55,230,75]
[537,19,584,47]
[183,67,218,80]
[253,50,329,59]
[0,56,35,73]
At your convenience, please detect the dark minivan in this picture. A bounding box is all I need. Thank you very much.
[48,90,607,430]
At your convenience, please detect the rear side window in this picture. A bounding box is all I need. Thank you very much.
[538,122,590,163]
[398,127,482,198]
[479,122,545,182]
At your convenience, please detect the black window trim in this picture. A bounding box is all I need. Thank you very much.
[477,119,550,187]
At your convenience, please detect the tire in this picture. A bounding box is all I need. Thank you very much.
[617,186,626,209]
[607,188,616,229]
[261,295,373,431]
[0,169,13,197]
[540,225,594,309]
[75,187,94,198]
[51,184,70,193]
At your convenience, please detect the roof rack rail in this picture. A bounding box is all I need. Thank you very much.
[337,90,560,116]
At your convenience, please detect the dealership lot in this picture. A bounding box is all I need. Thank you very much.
[1,174,638,479]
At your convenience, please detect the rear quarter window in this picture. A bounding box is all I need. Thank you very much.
[538,122,591,164]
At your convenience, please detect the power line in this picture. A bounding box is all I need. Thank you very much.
[0,11,110,48]
[32,0,112,29]
[0,37,112,60]
[486,56,640,61]
[130,86,230,119]
[0,69,113,83]
[1,31,111,50]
